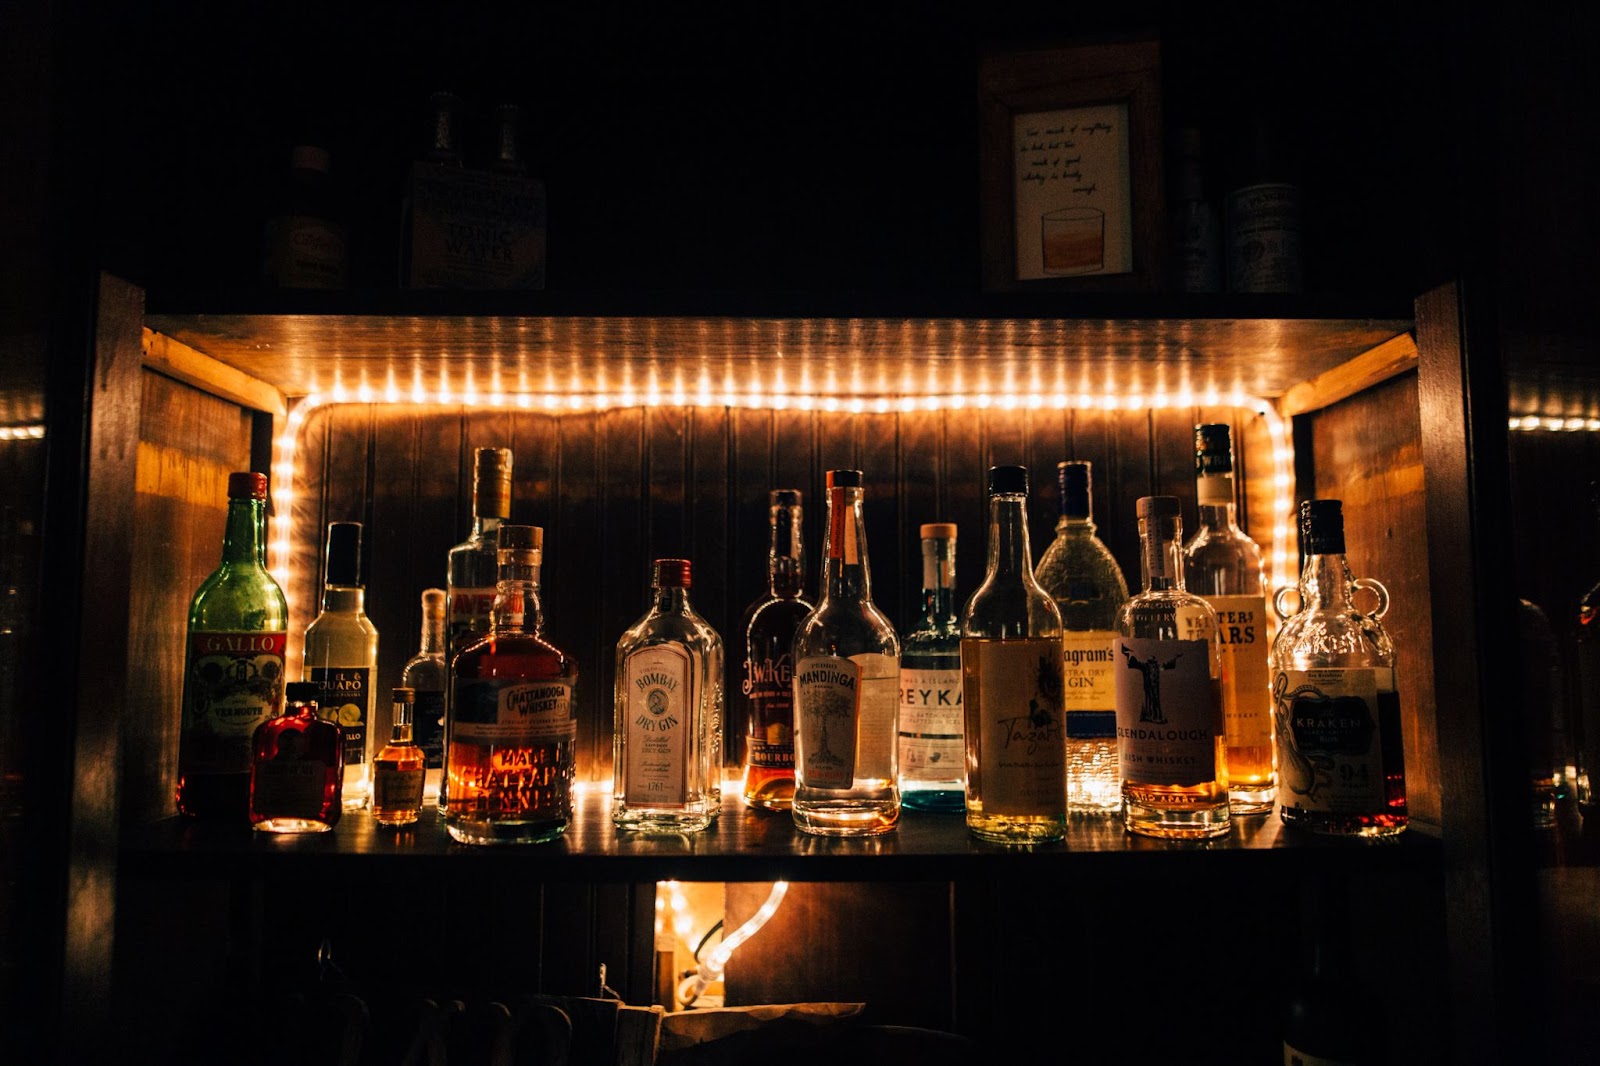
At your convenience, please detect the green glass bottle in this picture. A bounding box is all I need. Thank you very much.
[176,471,290,821]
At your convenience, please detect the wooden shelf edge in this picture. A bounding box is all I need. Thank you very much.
[1275,331,1420,417]
[142,326,287,417]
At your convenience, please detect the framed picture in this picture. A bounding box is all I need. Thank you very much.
[979,39,1163,292]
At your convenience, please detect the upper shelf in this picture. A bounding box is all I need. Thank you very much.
[141,288,1416,411]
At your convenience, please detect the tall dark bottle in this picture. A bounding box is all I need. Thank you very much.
[176,472,289,820]
[737,490,813,811]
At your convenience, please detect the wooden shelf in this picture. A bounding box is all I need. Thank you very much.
[120,787,1441,884]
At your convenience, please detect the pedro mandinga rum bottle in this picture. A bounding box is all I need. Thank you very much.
[177,471,289,821]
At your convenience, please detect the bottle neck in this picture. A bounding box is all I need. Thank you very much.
[653,585,692,614]
[1301,552,1357,610]
[1196,501,1237,531]
[920,537,958,624]
[1139,514,1186,593]
[419,609,445,655]
[1055,513,1096,536]
[984,493,1034,583]
[391,704,414,744]
[768,504,805,597]
[1195,472,1237,531]
[222,497,268,567]
[321,584,365,613]
[494,562,543,633]
[473,514,504,541]
[822,486,872,602]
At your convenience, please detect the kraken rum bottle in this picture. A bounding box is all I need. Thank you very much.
[301,521,380,812]
[737,490,813,811]
[791,470,901,836]
[177,471,289,821]
[1034,460,1128,815]
[445,525,578,844]
[1115,496,1231,840]
[1183,423,1275,814]
[613,559,724,833]
[961,466,1067,844]
[1271,500,1408,838]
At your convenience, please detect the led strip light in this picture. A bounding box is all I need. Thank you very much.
[270,386,1296,597]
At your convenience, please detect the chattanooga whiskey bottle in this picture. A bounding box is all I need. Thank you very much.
[738,490,813,811]
[962,467,1068,844]
[446,524,578,844]
[302,521,380,812]
[177,471,289,821]
[1183,423,1275,814]
[791,470,901,836]
[1115,495,1231,840]
[613,559,724,833]
[1272,500,1408,838]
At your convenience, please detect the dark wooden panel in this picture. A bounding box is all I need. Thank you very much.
[1107,410,1157,582]
[942,412,987,622]
[557,411,605,779]
[596,408,646,784]
[855,413,901,631]
[897,412,945,623]
[689,406,731,649]
[1024,408,1071,567]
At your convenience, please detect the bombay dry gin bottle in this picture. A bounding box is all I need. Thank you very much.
[177,471,289,821]
[249,681,343,833]
[1183,423,1275,815]
[613,559,724,833]
[1115,496,1231,840]
[738,489,813,811]
[898,522,965,813]
[791,470,901,836]
[302,521,380,812]
[961,466,1068,844]
[1271,500,1408,838]
[372,687,426,827]
[445,525,578,844]
[401,587,448,803]
[1034,460,1129,815]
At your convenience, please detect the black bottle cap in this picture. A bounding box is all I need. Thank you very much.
[988,465,1028,495]
[770,489,802,507]
[1300,499,1346,555]
[285,681,319,705]
[1137,495,1180,519]
[392,687,416,703]
[324,521,362,586]
[653,558,692,588]
[1057,461,1091,517]
[826,469,863,488]
[1195,423,1234,476]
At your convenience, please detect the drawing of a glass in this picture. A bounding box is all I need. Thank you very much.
[1040,207,1105,275]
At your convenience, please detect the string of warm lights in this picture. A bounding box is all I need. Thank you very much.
[0,425,46,441]
[268,388,1297,595]
[1508,415,1600,432]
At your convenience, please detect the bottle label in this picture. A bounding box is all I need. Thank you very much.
[1274,667,1390,813]
[898,665,964,782]
[622,645,694,807]
[252,751,327,818]
[408,164,548,290]
[452,679,576,745]
[1227,182,1303,293]
[180,631,288,775]
[374,765,425,810]
[447,587,497,657]
[744,651,796,769]
[1206,595,1272,751]
[795,653,896,789]
[309,666,371,768]
[1114,637,1221,786]
[268,214,348,289]
[413,688,447,768]
[964,639,1067,816]
[1061,630,1118,740]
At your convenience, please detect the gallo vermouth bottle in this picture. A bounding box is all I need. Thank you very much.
[1271,499,1408,838]
[176,471,289,821]
[791,470,901,836]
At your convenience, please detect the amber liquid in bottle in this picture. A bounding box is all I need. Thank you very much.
[250,681,344,833]
[373,687,426,827]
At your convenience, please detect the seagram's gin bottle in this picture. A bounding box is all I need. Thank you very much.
[1182,423,1275,814]
[1271,499,1407,838]
[898,523,965,812]
[1115,496,1231,840]
[301,521,380,812]
[791,470,901,836]
[961,466,1067,844]
[1034,460,1128,815]
[612,559,724,833]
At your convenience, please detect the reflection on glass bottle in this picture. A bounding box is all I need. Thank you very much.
[302,521,380,813]
[899,523,965,813]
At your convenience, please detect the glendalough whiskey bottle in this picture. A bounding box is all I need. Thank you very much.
[613,559,724,832]
[401,588,448,803]
[250,681,343,833]
[738,490,813,811]
[1115,496,1231,840]
[961,466,1068,844]
[898,523,965,813]
[445,525,578,845]
[373,687,426,827]
[302,521,380,812]
[1035,460,1129,815]
[1271,500,1407,838]
[177,471,289,821]
[791,470,901,836]
[1183,423,1275,814]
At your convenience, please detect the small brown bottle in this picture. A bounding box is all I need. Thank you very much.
[373,687,426,826]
